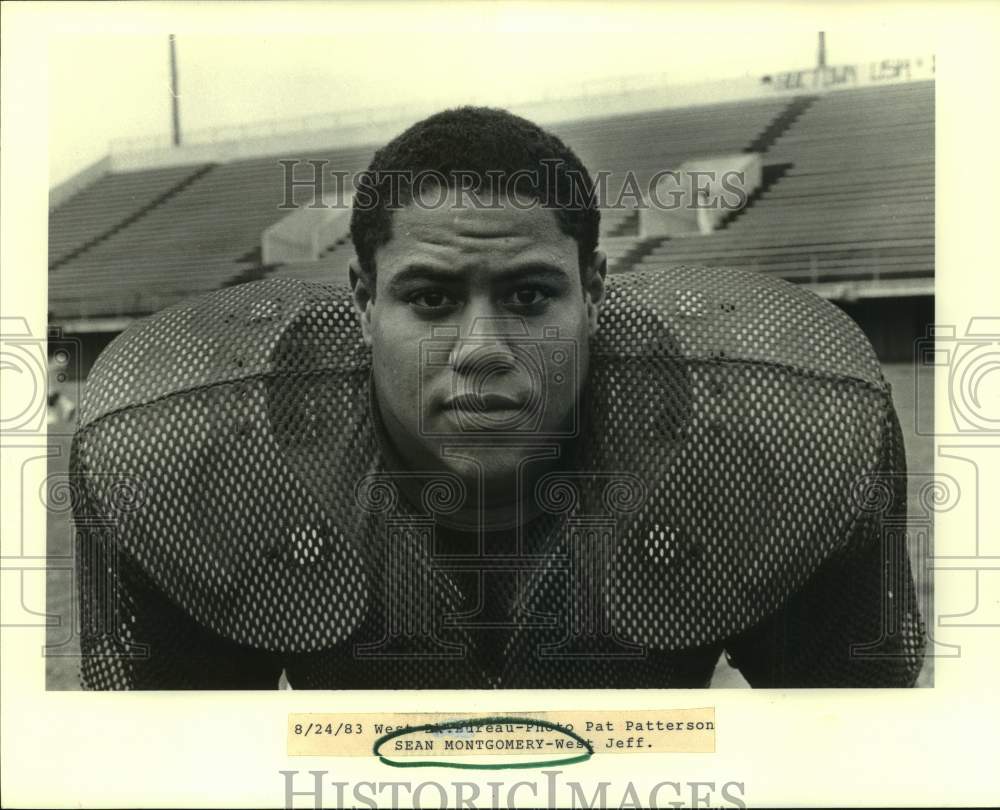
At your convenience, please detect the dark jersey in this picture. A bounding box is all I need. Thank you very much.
[72,266,925,689]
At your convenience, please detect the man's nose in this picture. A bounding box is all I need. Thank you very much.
[448,314,528,375]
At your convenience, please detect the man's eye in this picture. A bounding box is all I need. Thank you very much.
[409,290,457,309]
[503,288,550,307]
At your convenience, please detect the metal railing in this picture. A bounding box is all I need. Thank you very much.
[109,71,675,154]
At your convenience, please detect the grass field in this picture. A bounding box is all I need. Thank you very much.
[44,362,934,690]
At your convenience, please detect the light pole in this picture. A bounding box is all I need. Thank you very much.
[169,34,181,146]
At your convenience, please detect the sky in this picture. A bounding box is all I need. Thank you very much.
[46,3,938,186]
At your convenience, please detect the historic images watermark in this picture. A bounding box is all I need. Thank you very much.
[416,319,582,438]
[914,318,1000,436]
[1,317,150,663]
[8,316,998,672]
[355,316,648,664]
[1,319,83,657]
[276,160,752,212]
[841,317,1000,667]
[906,318,1000,634]
[1,318,81,438]
[280,769,747,809]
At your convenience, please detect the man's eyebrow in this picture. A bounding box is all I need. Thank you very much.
[386,262,571,291]
[493,263,571,284]
[386,265,461,291]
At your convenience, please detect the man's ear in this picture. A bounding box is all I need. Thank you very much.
[583,250,608,337]
[349,259,375,346]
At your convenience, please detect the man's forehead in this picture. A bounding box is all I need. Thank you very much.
[377,186,575,266]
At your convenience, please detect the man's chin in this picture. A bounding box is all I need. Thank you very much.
[436,445,542,491]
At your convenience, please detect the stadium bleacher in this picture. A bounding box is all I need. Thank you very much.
[549,95,791,203]
[48,80,934,323]
[48,164,211,268]
[49,145,374,319]
[637,82,934,285]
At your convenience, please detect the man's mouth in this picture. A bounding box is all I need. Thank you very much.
[443,392,526,413]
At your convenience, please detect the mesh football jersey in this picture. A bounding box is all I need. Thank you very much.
[72,266,925,689]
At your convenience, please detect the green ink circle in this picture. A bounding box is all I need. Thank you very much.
[372,715,594,770]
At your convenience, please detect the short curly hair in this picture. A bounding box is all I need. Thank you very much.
[350,106,600,281]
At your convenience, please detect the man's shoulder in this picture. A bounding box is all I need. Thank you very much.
[80,265,885,429]
[597,264,884,387]
[78,277,368,428]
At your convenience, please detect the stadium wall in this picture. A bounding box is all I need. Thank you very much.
[835,295,933,363]
[105,55,934,174]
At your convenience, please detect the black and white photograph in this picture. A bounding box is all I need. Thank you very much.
[45,22,934,693]
[2,1,998,807]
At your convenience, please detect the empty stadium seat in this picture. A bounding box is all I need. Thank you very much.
[47,81,934,320]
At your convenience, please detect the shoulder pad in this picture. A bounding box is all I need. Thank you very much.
[73,268,898,652]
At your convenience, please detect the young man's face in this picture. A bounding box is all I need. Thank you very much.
[351,185,606,492]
